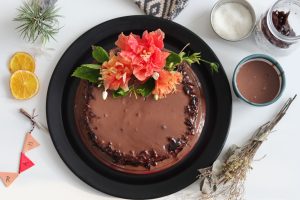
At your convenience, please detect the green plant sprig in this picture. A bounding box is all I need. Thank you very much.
[165,44,219,73]
[14,0,61,43]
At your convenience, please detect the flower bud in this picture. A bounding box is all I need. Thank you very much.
[152,72,160,80]
[122,73,127,84]
[102,90,108,100]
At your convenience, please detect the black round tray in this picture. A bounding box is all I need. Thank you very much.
[46,15,232,199]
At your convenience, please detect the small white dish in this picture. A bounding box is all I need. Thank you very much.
[211,0,256,41]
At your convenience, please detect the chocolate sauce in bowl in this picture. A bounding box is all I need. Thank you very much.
[236,60,281,104]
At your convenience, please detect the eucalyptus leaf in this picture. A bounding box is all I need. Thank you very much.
[72,66,100,83]
[92,46,109,64]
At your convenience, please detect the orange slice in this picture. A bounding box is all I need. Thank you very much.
[9,52,35,73]
[10,70,39,100]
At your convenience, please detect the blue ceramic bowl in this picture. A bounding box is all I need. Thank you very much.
[232,54,285,106]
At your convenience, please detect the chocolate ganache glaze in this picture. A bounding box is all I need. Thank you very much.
[74,63,205,174]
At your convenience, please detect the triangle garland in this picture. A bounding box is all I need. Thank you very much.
[19,152,35,173]
[0,172,18,187]
[0,109,43,188]
[22,133,40,153]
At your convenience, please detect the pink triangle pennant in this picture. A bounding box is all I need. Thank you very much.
[19,152,34,173]
[22,133,40,153]
[0,172,18,187]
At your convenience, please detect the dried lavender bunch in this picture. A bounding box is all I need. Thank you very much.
[14,0,61,43]
[199,95,297,200]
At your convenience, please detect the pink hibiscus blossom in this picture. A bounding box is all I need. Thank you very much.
[115,29,170,81]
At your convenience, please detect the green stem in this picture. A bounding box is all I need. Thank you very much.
[198,58,211,64]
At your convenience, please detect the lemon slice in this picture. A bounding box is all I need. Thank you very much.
[9,52,35,73]
[10,70,39,100]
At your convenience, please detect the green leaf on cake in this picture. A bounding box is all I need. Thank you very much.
[113,78,155,98]
[80,64,101,69]
[113,88,131,98]
[136,78,155,97]
[165,51,182,71]
[92,46,109,64]
[72,65,100,83]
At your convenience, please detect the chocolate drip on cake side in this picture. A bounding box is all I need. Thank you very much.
[88,130,168,169]
[166,63,200,156]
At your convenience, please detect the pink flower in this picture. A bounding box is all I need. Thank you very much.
[115,29,170,81]
[152,70,183,99]
[101,53,132,91]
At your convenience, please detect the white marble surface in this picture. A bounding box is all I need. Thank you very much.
[0,0,299,199]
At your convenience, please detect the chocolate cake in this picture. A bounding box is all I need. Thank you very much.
[74,63,205,174]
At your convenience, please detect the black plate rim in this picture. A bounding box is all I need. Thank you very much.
[46,15,232,199]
